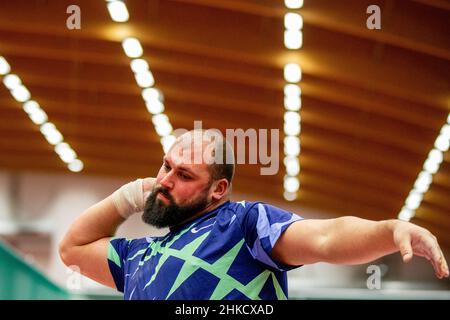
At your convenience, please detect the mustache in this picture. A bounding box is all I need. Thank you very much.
[152,186,175,203]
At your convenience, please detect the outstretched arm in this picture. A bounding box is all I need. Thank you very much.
[272,216,449,279]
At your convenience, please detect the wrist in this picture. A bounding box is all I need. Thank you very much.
[111,179,145,219]
[382,219,403,252]
[384,219,400,233]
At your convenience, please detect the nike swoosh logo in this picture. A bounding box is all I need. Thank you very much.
[191,222,215,233]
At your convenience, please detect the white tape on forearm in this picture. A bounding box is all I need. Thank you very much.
[111,179,145,219]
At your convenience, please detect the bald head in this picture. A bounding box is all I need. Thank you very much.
[170,129,235,186]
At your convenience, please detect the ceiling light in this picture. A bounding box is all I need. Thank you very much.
[428,149,443,165]
[44,130,63,145]
[161,135,176,153]
[414,180,430,194]
[11,85,31,102]
[284,176,300,193]
[284,156,298,167]
[284,136,300,157]
[398,207,414,221]
[55,143,77,163]
[152,114,169,127]
[134,70,155,88]
[284,111,301,124]
[40,123,63,145]
[28,109,48,125]
[284,63,302,83]
[284,84,301,97]
[284,0,304,9]
[423,158,439,174]
[284,30,303,50]
[155,121,173,137]
[284,121,301,136]
[434,135,449,152]
[40,122,56,136]
[24,101,48,126]
[145,100,164,115]
[284,156,300,176]
[414,171,432,193]
[107,0,129,22]
[3,74,21,90]
[23,100,40,114]
[0,56,10,75]
[152,114,173,136]
[55,142,71,155]
[440,124,450,140]
[142,87,163,102]
[284,96,301,111]
[130,59,149,73]
[405,192,423,210]
[122,37,143,58]
[286,162,300,176]
[284,13,303,30]
[68,159,84,172]
[283,191,297,201]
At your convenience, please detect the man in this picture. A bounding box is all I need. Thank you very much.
[59,129,449,300]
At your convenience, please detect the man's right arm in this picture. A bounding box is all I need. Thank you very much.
[58,178,155,289]
[59,195,125,288]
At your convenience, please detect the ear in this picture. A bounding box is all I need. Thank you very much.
[210,178,229,201]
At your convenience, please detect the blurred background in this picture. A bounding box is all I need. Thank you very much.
[0,0,449,299]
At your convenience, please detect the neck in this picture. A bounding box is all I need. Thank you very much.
[172,197,228,228]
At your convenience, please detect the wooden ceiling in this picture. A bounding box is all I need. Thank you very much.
[0,1,449,246]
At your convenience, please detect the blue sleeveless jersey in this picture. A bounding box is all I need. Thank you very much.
[107,200,303,300]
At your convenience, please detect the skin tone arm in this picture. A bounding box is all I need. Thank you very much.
[272,216,449,279]
[59,195,124,288]
[58,178,155,288]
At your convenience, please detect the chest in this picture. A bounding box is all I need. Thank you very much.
[123,226,250,299]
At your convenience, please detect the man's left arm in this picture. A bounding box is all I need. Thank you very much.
[271,216,449,279]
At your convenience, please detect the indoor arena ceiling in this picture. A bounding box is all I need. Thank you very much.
[0,1,449,247]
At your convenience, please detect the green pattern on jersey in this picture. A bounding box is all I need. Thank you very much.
[133,226,287,300]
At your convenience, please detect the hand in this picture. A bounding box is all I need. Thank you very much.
[393,220,449,279]
[111,178,156,218]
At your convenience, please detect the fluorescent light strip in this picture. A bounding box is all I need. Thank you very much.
[284,13,303,50]
[284,12,303,50]
[285,0,304,9]
[107,0,129,22]
[122,37,143,58]
[105,1,176,154]
[398,116,450,221]
[0,55,84,172]
[283,3,304,201]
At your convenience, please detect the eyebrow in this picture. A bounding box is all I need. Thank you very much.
[163,157,198,177]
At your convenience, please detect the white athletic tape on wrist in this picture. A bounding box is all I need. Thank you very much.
[111,178,145,219]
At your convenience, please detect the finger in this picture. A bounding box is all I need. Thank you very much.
[428,242,443,278]
[437,245,449,278]
[424,237,447,278]
[420,238,442,278]
[425,255,441,279]
[399,236,413,263]
[429,240,449,278]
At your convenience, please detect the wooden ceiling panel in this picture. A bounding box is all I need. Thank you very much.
[0,0,449,247]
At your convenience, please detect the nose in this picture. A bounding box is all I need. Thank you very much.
[159,171,174,190]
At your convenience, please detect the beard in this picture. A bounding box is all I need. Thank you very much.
[142,185,210,229]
